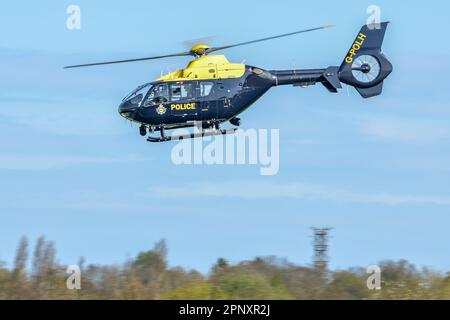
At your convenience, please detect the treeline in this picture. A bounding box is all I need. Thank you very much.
[0,236,449,300]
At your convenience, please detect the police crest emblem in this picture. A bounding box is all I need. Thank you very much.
[156,104,167,115]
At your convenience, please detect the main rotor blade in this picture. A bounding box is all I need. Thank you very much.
[206,25,335,54]
[64,52,192,69]
[64,25,335,69]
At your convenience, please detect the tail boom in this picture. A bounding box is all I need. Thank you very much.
[270,67,342,93]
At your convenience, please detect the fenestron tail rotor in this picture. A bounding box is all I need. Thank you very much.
[351,55,381,84]
[64,25,335,69]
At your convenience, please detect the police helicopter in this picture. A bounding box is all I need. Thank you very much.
[65,22,392,142]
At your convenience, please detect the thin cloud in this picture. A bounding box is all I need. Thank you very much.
[291,139,322,146]
[149,181,450,206]
[361,118,450,144]
[0,154,145,170]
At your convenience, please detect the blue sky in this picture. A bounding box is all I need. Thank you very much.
[1,0,450,273]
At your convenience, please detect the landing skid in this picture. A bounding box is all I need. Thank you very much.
[147,128,238,143]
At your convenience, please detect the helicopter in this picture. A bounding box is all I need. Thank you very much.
[65,22,393,142]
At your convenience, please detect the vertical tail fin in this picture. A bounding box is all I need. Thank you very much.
[338,22,393,98]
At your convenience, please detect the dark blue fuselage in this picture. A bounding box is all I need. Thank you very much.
[118,66,275,129]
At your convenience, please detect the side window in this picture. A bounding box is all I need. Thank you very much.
[170,83,193,101]
[200,82,214,97]
[145,84,169,107]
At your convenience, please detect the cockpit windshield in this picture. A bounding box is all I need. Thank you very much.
[123,83,152,102]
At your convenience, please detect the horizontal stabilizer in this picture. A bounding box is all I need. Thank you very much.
[321,67,342,93]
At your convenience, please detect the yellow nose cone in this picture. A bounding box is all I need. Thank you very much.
[190,44,210,56]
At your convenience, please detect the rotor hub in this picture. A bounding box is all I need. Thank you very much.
[360,63,371,73]
[190,44,210,56]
